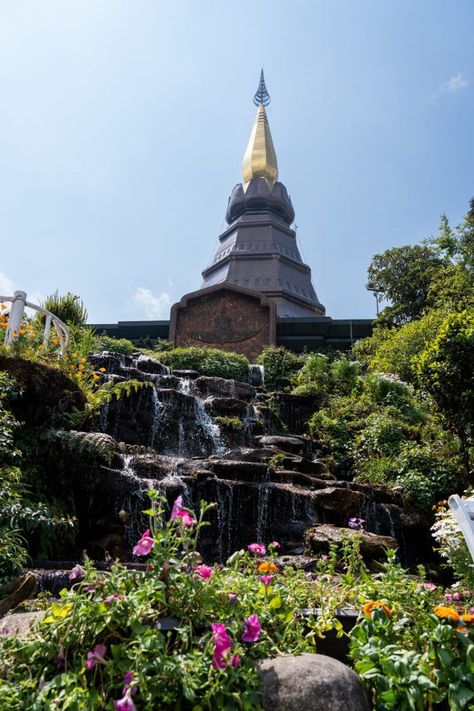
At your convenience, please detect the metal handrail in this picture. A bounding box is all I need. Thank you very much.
[0,291,70,355]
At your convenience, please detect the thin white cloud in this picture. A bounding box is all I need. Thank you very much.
[131,287,172,320]
[438,73,470,94]
[0,271,15,296]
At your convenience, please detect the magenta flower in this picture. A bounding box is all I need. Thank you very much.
[104,593,120,605]
[69,564,85,580]
[228,592,237,604]
[132,528,154,556]
[171,496,196,527]
[211,623,234,669]
[348,517,365,531]
[114,689,137,711]
[122,671,137,696]
[194,564,213,579]
[453,592,462,602]
[231,654,240,667]
[248,543,266,556]
[423,582,438,592]
[445,593,453,602]
[260,575,274,586]
[241,614,261,643]
[270,541,281,549]
[86,643,107,670]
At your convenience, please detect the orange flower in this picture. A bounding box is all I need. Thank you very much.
[1,304,7,310]
[362,600,392,617]
[433,606,460,621]
[258,562,278,574]
[457,627,468,634]
[99,367,106,373]
[460,614,474,624]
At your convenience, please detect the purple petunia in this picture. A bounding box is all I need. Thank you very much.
[241,614,261,643]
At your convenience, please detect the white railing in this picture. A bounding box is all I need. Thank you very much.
[0,290,70,355]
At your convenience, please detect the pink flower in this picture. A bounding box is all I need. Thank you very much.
[132,528,154,556]
[194,564,213,579]
[445,593,453,602]
[86,584,96,592]
[231,654,240,667]
[260,575,274,586]
[270,541,281,549]
[423,582,438,591]
[86,643,107,670]
[122,671,137,696]
[211,623,234,669]
[228,592,237,604]
[171,496,196,527]
[114,689,137,711]
[241,614,261,643]
[104,593,120,605]
[248,543,266,556]
[69,564,85,580]
[453,592,462,602]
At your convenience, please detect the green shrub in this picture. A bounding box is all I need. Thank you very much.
[158,347,249,381]
[41,291,88,326]
[290,382,322,399]
[214,416,243,432]
[98,335,135,356]
[256,346,303,391]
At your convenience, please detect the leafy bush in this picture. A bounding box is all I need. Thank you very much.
[256,346,303,391]
[214,416,243,432]
[98,335,135,356]
[158,347,249,381]
[41,291,88,326]
[290,382,322,399]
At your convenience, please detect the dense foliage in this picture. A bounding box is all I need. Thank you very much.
[156,346,249,381]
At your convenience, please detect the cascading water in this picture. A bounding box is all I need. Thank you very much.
[84,351,431,564]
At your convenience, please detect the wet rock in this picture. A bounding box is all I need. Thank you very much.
[257,653,369,711]
[248,364,264,387]
[171,370,200,379]
[204,396,249,417]
[195,376,255,401]
[133,355,169,375]
[305,524,396,560]
[311,487,366,515]
[207,459,270,483]
[256,435,305,454]
[269,469,321,487]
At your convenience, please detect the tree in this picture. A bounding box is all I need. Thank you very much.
[416,310,474,477]
[367,245,445,325]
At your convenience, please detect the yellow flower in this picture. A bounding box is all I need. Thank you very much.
[0,304,7,310]
[78,364,85,371]
[362,600,392,617]
[72,352,78,358]
[99,367,106,373]
[433,606,459,621]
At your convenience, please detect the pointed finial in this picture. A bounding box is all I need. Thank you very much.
[253,69,271,107]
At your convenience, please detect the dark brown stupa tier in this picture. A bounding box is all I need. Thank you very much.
[201,72,325,318]
[201,177,325,317]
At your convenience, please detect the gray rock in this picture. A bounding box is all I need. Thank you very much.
[0,611,46,638]
[305,523,396,560]
[257,653,369,711]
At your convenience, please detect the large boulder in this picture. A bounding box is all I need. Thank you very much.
[305,523,396,560]
[257,653,369,711]
[311,487,366,515]
[0,611,46,638]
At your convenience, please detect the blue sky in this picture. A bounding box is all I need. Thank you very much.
[0,1,472,322]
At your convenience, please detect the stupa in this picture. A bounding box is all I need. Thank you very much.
[201,70,325,318]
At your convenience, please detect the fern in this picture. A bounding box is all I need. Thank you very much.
[43,429,116,465]
[86,379,153,416]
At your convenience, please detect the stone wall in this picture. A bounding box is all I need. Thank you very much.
[169,284,276,361]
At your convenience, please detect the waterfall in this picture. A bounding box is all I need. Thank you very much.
[194,399,225,455]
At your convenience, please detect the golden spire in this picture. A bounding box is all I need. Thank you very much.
[242,71,278,191]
